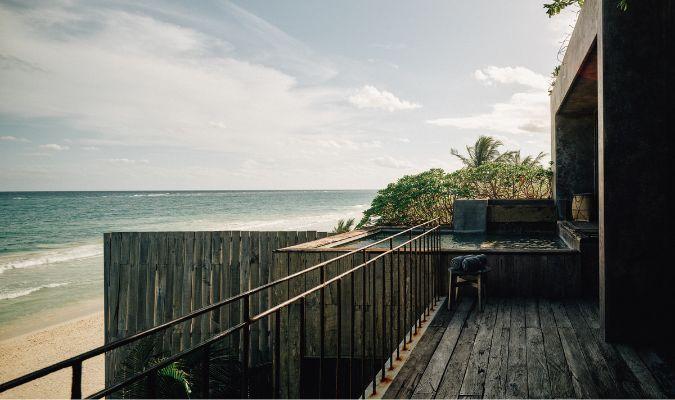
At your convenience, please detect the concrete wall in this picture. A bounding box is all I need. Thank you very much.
[597,0,675,345]
[554,0,675,346]
[486,200,557,233]
[553,113,597,220]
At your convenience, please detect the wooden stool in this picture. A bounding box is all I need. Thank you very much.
[448,267,491,312]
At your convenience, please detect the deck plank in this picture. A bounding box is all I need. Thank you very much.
[565,302,619,398]
[383,300,454,399]
[615,345,667,399]
[637,349,675,398]
[411,298,473,398]
[550,301,572,328]
[538,299,575,398]
[558,326,599,398]
[505,298,527,398]
[434,302,480,399]
[483,298,511,399]
[459,301,498,397]
[385,297,674,400]
[575,300,645,398]
[524,298,540,328]
[526,327,551,398]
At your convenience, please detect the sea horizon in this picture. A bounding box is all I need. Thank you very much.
[0,190,376,339]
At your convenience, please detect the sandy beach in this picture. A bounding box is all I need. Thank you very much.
[0,309,105,399]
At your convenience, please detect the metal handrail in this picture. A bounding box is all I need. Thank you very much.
[0,219,441,398]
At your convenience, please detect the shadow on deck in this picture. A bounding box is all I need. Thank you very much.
[384,297,675,399]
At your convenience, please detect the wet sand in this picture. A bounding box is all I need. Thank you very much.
[0,309,104,398]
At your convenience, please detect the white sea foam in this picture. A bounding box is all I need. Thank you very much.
[0,282,69,300]
[130,193,171,197]
[0,244,102,274]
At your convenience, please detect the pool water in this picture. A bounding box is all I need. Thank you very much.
[333,232,569,250]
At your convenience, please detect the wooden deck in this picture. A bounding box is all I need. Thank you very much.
[384,297,675,399]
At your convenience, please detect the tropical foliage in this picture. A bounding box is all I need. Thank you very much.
[118,339,192,398]
[358,162,552,227]
[331,218,355,234]
[543,0,628,17]
[450,135,514,167]
[503,150,547,166]
[358,168,454,227]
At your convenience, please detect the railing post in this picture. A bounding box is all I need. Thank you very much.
[371,256,377,395]
[71,361,82,399]
[413,238,418,335]
[403,244,409,348]
[361,251,367,400]
[336,278,342,399]
[299,297,306,398]
[273,310,281,399]
[388,241,394,370]
[422,228,428,321]
[380,256,386,382]
[242,295,250,399]
[396,248,401,359]
[319,265,325,399]
[349,260,355,398]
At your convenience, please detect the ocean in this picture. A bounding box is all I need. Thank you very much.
[0,190,375,337]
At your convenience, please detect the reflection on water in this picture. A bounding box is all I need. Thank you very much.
[334,232,569,250]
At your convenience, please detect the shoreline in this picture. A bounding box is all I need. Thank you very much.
[0,297,103,341]
[0,301,105,399]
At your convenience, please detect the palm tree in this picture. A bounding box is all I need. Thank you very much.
[451,135,514,167]
[504,150,547,166]
[332,218,355,234]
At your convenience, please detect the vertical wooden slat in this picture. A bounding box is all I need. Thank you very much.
[191,233,204,347]
[211,232,222,334]
[230,231,241,352]
[259,232,271,360]
[201,232,212,341]
[248,231,260,364]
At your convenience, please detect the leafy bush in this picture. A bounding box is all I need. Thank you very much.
[358,169,453,227]
[358,163,552,227]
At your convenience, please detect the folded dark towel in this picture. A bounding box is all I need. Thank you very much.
[462,255,487,274]
[450,254,487,273]
[450,255,471,272]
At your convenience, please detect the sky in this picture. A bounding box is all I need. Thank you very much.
[0,0,578,190]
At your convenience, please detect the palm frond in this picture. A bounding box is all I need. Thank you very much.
[332,218,355,234]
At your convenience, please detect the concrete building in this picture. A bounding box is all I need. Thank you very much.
[550,0,674,345]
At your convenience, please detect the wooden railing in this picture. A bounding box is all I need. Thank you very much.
[0,220,441,399]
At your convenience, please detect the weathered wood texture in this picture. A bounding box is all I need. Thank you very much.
[439,252,581,299]
[104,230,326,387]
[273,247,435,397]
[385,297,674,399]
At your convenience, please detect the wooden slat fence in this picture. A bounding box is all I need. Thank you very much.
[104,230,327,389]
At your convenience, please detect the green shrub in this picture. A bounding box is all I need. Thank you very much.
[358,163,552,227]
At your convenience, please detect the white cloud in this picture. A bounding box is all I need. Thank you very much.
[371,155,413,169]
[473,66,549,90]
[349,85,421,112]
[39,144,69,151]
[0,3,346,155]
[427,91,549,135]
[428,65,550,135]
[395,137,411,143]
[81,146,100,151]
[1,135,29,142]
[107,158,149,165]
